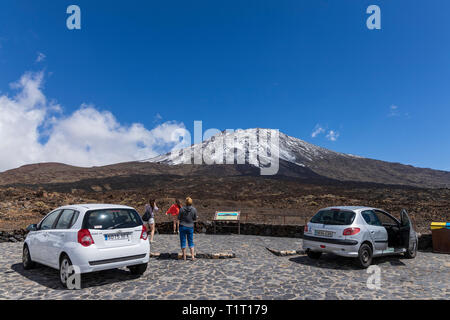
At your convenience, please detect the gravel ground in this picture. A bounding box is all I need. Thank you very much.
[0,234,448,300]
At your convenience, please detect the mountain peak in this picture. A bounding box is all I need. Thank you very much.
[142,128,358,168]
[139,128,450,187]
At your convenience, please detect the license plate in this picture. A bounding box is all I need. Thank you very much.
[315,230,334,237]
[105,233,131,241]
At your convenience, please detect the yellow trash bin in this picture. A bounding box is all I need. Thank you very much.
[431,222,450,254]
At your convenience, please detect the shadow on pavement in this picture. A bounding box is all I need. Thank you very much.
[151,252,236,260]
[11,263,142,290]
[289,253,406,270]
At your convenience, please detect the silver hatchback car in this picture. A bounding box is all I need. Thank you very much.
[302,206,418,268]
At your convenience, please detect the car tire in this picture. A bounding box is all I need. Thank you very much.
[22,245,35,270]
[60,255,80,289]
[404,240,417,259]
[356,243,373,269]
[129,263,147,275]
[306,250,322,260]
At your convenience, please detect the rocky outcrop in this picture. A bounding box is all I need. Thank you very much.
[417,233,433,251]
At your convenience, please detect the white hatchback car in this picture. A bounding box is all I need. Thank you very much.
[23,204,150,289]
[303,206,418,268]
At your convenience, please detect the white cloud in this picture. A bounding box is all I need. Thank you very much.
[153,112,163,123]
[311,124,325,138]
[326,130,339,141]
[388,105,410,118]
[388,105,399,117]
[0,71,185,171]
[36,52,46,63]
[312,124,339,141]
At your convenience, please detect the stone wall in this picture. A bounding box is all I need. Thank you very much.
[0,222,435,251]
[157,221,305,238]
[0,229,27,243]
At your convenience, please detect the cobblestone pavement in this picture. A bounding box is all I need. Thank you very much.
[0,234,449,299]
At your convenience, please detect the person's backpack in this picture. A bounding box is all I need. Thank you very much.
[142,206,151,221]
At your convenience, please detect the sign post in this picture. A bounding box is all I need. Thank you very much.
[213,211,241,235]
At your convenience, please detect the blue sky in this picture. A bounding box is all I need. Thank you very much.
[0,0,449,171]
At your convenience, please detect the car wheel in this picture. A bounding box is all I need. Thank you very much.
[128,263,147,275]
[356,243,373,269]
[60,255,80,289]
[22,245,35,270]
[404,240,417,259]
[306,250,322,260]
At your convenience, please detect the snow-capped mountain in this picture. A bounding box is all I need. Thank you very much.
[142,128,359,167]
[142,128,450,188]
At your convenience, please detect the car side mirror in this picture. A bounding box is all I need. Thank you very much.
[26,224,37,232]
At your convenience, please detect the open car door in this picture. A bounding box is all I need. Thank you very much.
[400,209,416,252]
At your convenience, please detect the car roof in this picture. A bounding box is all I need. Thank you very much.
[57,203,135,211]
[320,206,377,212]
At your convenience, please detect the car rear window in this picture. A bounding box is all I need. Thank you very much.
[310,209,355,225]
[83,209,142,230]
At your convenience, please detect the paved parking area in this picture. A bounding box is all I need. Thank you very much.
[0,234,449,299]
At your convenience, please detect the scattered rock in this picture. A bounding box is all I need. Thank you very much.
[266,247,304,256]
[91,185,103,192]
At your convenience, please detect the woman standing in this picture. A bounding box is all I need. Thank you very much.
[166,199,181,234]
[178,197,197,261]
[143,199,158,243]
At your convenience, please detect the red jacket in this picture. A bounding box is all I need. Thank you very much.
[166,204,181,216]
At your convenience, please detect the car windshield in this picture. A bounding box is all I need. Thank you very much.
[310,209,355,225]
[83,209,142,230]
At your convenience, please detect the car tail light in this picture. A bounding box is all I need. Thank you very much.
[304,225,308,232]
[140,225,148,240]
[78,229,94,247]
[343,227,361,236]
